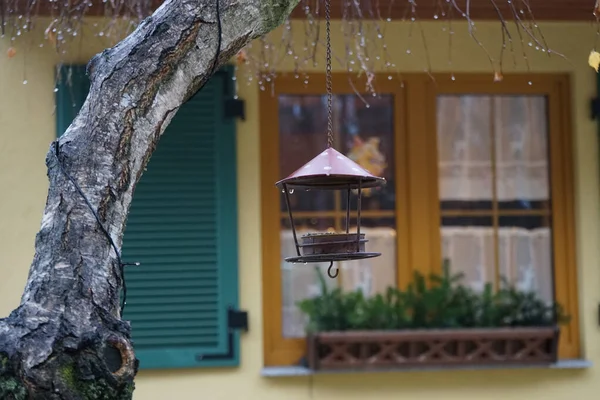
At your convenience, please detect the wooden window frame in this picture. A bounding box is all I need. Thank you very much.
[260,72,579,367]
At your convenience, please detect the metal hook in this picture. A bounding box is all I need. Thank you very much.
[327,261,339,278]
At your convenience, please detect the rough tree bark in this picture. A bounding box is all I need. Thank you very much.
[0,0,297,398]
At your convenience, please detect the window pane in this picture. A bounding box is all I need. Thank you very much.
[278,94,396,338]
[279,190,335,213]
[437,95,493,210]
[494,96,550,211]
[279,95,334,211]
[341,96,395,212]
[437,95,550,211]
[498,215,553,304]
[340,220,397,296]
[441,216,495,291]
[281,218,338,339]
[437,94,554,303]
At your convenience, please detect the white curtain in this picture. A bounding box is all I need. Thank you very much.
[441,227,552,302]
[437,96,549,201]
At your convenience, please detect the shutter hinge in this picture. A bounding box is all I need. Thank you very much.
[228,308,249,332]
[224,98,245,120]
[195,307,248,362]
[591,97,600,120]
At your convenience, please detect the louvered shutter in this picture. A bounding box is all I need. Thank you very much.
[55,65,90,136]
[55,65,240,369]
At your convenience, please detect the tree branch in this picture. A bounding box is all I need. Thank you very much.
[0,0,298,398]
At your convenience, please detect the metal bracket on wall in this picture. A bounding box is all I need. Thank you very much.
[196,307,248,361]
[228,308,249,331]
[593,71,600,121]
[591,97,600,120]
[590,97,600,120]
[218,66,245,121]
[224,98,246,120]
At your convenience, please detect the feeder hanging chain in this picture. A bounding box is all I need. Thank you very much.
[325,0,333,149]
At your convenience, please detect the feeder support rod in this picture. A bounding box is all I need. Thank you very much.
[283,183,301,256]
[346,188,351,235]
[357,181,362,252]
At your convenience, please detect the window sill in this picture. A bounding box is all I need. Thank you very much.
[261,359,592,377]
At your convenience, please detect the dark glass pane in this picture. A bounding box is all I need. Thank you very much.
[441,215,493,227]
[280,189,335,212]
[498,214,550,229]
[341,96,394,137]
[278,94,395,213]
[441,200,492,212]
[441,200,550,211]
[341,181,396,211]
[279,95,334,211]
[278,95,329,139]
[348,217,395,229]
[497,200,550,211]
[340,95,395,211]
[280,217,335,231]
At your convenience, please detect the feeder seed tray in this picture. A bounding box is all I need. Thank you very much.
[284,232,380,264]
[285,252,381,264]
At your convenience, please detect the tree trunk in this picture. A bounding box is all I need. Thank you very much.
[0,0,297,398]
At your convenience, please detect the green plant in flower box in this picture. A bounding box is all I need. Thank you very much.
[297,260,569,333]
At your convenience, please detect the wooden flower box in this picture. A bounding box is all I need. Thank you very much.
[306,327,560,370]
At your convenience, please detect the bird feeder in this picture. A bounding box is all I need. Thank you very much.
[275,0,386,278]
[276,147,386,278]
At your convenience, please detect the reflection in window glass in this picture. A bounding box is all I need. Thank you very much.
[437,95,553,303]
[279,94,397,338]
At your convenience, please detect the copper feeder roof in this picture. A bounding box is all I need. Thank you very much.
[276,147,386,190]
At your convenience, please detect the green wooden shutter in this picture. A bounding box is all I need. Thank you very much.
[55,65,90,136]
[55,65,240,369]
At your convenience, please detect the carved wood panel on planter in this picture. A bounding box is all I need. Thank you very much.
[306,328,560,370]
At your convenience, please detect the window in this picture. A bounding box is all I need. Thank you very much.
[56,65,241,369]
[438,95,553,299]
[260,73,579,366]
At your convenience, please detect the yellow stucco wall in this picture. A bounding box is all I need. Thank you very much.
[1,19,599,399]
